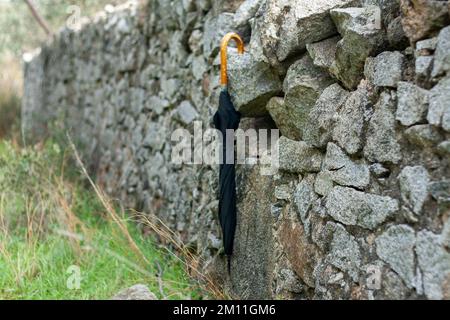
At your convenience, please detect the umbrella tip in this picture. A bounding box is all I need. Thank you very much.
[227,255,232,275]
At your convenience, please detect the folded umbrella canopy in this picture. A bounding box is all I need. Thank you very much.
[213,33,244,273]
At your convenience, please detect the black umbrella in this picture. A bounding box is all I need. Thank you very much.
[213,32,244,273]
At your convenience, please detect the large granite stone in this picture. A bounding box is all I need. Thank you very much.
[175,100,198,125]
[326,223,362,282]
[416,230,450,300]
[428,76,450,131]
[203,13,235,58]
[325,186,399,230]
[432,25,450,78]
[396,81,429,126]
[279,218,318,288]
[364,51,405,88]
[400,0,450,43]
[323,143,371,189]
[332,83,370,155]
[405,124,444,148]
[303,84,350,148]
[258,0,360,65]
[398,166,430,215]
[294,177,318,237]
[231,164,276,299]
[306,36,340,70]
[266,97,301,140]
[283,55,335,139]
[330,5,387,89]
[375,225,416,289]
[277,136,323,173]
[364,92,402,164]
[228,50,282,117]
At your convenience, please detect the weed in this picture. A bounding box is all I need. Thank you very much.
[0,140,207,300]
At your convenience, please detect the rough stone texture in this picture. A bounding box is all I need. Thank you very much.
[279,218,318,288]
[438,140,450,154]
[266,97,300,140]
[203,12,235,58]
[405,124,444,148]
[274,267,303,297]
[416,37,438,52]
[443,217,450,249]
[326,223,361,282]
[415,56,434,81]
[228,51,282,117]
[283,55,335,139]
[428,76,450,131]
[147,96,170,115]
[375,225,416,288]
[277,137,323,173]
[294,177,318,237]
[428,180,450,201]
[370,163,390,177]
[364,92,403,164]
[303,84,350,148]
[275,184,292,201]
[21,0,450,300]
[323,143,370,189]
[400,0,450,43]
[330,5,387,89]
[233,0,262,29]
[306,36,340,70]
[176,100,198,125]
[112,284,157,300]
[325,186,399,230]
[414,37,437,83]
[22,51,47,140]
[381,269,410,299]
[432,26,450,78]
[313,260,351,299]
[232,164,275,299]
[213,0,246,13]
[315,171,334,196]
[396,81,429,126]
[387,16,409,50]
[362,0,401,27]
[258,0,360,64]
[399,166,430,215]
[332,83,370,155]
[416,230,450,300]
[365,51,405,88]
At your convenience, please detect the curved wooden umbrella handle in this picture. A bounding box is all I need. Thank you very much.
[220,33,244,87]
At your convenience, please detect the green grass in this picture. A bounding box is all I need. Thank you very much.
[0,140,203,300]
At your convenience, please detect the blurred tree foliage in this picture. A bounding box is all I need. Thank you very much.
[0,0,126,139]
[0,0,126,60]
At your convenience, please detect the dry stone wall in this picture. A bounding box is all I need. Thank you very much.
[22,0,450,299]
